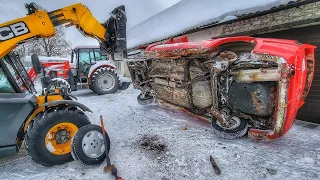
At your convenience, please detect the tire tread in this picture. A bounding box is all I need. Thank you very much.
[91,67,120,95]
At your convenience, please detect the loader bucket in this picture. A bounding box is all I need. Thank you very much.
[101,5,127,58]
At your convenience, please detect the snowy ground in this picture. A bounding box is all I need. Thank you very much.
[1,87,320,180]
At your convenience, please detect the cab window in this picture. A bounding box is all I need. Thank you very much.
[0,65,15,93]
[2,56,25,90]
[94,49,107,61]
[78,49,91,64]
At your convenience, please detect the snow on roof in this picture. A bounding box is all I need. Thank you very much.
[24,56,70,62]
[127,0,297,49]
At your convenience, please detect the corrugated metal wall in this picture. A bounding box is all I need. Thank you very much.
[255,25,320,123]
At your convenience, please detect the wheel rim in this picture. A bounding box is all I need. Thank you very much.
[45,123,78,155]
[81,130,105,158]
[216,116,241,130]
[97,73,115,91]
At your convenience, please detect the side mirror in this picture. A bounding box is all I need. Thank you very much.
[31,54,42,74]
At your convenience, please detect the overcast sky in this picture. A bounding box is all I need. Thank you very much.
[0,0,180,47]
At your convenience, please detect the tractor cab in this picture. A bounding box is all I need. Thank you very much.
[71,45,108,82]
[0,53,38,157]
[0,53,37,94]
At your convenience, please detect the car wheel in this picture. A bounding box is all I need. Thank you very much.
[211,115,248,139]
[137,92,154,105]
[71,124,110,166]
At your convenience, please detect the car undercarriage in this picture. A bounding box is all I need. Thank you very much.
[128,37,315,140]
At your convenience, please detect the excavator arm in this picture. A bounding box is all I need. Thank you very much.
[0,2,127,59]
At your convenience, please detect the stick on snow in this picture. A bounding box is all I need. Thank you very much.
[210,155,221,175]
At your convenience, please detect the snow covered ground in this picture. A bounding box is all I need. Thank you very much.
[1,87,320,180]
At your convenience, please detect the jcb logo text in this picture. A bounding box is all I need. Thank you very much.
[0,22,29,42]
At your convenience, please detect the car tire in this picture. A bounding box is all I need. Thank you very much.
[91,67,120,95]
[211,116,248,139]
[71,124,110,166]
[25,106,90,167]
[137,93,154,105]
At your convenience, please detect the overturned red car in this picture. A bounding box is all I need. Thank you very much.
[128,36,316,140]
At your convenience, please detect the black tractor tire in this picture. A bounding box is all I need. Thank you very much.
[71,124,110,166]
[119,81,131,90]
[47,78,71,93]
[25,106,91,167]
[91,67,120,95]
[137,93,154,105]
[211,116,248,139]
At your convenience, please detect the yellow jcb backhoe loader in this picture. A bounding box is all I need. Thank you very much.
[0,2,127,166]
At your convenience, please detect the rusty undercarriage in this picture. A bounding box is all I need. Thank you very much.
[128,37,316,140]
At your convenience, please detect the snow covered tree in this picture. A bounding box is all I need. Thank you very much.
[37,26,72,57]
[13,40,40,65]
[14,26,72,58]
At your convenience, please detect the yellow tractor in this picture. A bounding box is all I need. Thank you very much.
[0,2,126,166]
